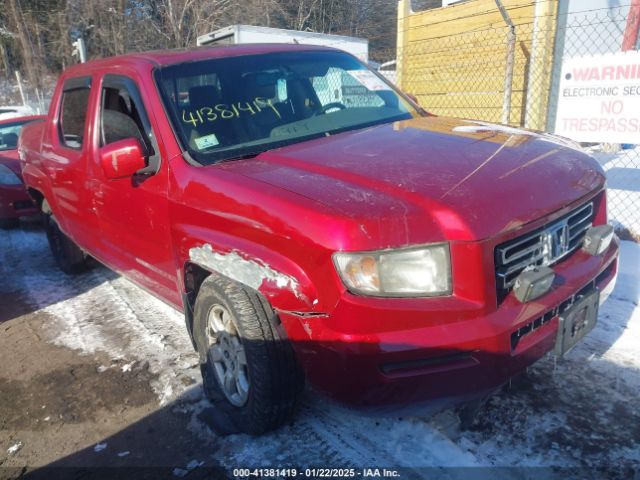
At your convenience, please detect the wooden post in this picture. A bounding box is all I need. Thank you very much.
[525,0,559,130]
[396,0,411,92]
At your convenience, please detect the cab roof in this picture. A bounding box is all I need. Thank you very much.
[63,43,339,75]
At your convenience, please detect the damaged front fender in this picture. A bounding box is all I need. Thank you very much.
[188,243,321,312]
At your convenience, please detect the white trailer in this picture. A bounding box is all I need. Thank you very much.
[196,25,369,63]
[197,25,383,108]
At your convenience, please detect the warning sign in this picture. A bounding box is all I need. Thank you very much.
[554,50,640,144]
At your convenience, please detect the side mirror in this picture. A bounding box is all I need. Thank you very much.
[100,138,146,179]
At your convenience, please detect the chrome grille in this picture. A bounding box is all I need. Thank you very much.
[495,202,594,303]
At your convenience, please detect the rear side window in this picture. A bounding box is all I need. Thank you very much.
[59,79,91,149]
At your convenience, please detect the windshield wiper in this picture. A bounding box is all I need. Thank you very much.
[217,151,265,163]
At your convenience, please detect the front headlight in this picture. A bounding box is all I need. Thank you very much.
[333,244,451,297]
[0,164,22,185]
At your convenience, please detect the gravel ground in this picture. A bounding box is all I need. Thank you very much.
[0,221,638,480]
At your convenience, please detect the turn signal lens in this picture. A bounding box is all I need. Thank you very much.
[335,254,380,294]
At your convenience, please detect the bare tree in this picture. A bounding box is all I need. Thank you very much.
[146,0,232,48]
[7,0,40,86]
[0,0,399,106]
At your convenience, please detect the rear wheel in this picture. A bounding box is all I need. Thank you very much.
[43,206,88,274]
[0,218,19,229]
[193,273,304,435]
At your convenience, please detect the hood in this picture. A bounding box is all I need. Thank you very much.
[221,116,605,243]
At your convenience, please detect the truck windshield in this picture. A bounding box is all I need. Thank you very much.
[155,50,420,165]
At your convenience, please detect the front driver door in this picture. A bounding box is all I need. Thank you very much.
[89,73,179,307]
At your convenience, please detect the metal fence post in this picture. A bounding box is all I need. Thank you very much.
[495,0,516,125]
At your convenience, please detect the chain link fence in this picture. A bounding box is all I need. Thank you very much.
[395,5,640,241]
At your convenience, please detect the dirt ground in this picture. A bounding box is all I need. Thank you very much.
[0,312,207,468]
[0,222,221,479]
[1,221,639,480]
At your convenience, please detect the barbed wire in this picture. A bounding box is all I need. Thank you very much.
[399,5,633,38]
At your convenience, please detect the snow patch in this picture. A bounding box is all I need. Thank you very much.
[172,460,203,477]
[93,443,107,453]
[7,442,23,455]
[121,362,134,372]
[5,228,201,405]
[453,122,580,149]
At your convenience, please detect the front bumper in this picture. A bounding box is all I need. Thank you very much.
[0,185,38,219]
[280,238,619,410]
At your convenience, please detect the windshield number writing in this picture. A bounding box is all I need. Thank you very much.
[181,97,281,127]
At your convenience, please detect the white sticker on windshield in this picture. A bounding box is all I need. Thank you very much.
[194,133,220,150]
[347,70,391,91]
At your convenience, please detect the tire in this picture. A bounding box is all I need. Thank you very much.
[0,218,19,229]
[193,273,305,435]
[44,213,88,274]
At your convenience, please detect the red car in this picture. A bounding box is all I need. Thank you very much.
[0,115,43,228]
[19,45,619,434]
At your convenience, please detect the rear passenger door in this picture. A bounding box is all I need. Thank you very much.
[89,73,179,306]
[45,76,100,249]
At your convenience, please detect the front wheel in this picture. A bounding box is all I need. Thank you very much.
[193,274,305,435]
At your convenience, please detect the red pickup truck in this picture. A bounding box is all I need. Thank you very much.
[19,44,619,435]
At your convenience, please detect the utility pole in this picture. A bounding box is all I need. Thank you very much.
[15,71,26,106]
[71,37,87,63]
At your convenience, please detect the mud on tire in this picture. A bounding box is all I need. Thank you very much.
[193,273,305,435]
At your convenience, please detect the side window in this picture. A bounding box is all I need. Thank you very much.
[59,86,90,149]
[101,85,146,148]
[99,75,160,174]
